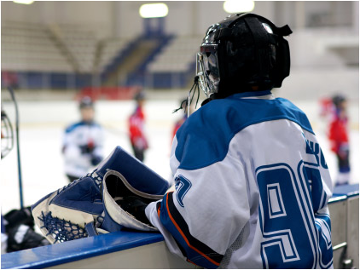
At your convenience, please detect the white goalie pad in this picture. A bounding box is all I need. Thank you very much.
[31,188,100,244]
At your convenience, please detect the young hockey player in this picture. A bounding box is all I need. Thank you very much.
[328,94,350,186]
[32,13,333,269]
[128,91,148,162]
[62,97,104,182]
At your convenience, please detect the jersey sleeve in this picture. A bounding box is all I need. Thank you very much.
[146,137,250,268]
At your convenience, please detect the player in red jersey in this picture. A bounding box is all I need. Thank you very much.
[328,95,350,186]
[129,91,148,162]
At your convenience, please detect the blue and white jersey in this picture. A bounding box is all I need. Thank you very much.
[146,91,333,269]
[63,121,104,178]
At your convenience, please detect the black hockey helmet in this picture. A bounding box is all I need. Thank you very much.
[79,96,94,109]
[332,94,346,108]
[197,13,292,98]
[134,91,146,102]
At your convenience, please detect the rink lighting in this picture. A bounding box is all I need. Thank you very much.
[223,0,255,13]
[139,3,168,18]
[13,0,34,4]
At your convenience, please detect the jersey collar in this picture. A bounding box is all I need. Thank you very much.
[229,90,272,99]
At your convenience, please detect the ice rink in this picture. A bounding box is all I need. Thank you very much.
[1,93,359,215]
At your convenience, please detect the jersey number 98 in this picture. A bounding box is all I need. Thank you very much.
[256,162,333,269]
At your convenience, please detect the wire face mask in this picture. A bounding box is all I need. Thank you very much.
[173,45,220,116]
[1,110,14,159]
[196,44,220,98]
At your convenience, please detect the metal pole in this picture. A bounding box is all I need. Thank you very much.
[7,87,24,209]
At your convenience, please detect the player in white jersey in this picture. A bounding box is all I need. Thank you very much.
[62,97,104,182]
[142,13,333,268]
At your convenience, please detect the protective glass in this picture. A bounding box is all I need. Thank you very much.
[196,45,220,97]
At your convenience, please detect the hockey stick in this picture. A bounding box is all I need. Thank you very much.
[7,86,24,209]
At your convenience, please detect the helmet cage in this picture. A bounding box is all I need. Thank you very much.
[1,110,14,159]
[197,13,292,97]
[196,44,221,97]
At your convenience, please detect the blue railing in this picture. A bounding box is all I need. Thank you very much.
[2,183,358,269]
[2,71,93,90]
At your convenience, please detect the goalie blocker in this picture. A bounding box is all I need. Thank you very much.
[31,146,169,244]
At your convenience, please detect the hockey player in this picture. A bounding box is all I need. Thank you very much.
[62,97,104,182]
[328,94,350,186]
[140,13,333,268]
[128,91,148,162]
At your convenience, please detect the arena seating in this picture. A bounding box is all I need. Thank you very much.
[144,35,201,88]
[1,21,73,73]
[2,184,358,269]
[98,38,131,73]
[1,21,204,90]
[54,24,98,73]
[148,35,200,73]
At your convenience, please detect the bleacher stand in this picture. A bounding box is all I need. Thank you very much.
[55,24,98,73]
[2,23,203,90]
[1,21,73,73]
[148,35,201,73]
[97,38,130,74]
[145,35,201,88]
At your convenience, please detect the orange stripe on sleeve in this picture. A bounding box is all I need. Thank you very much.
[164,193,220,267]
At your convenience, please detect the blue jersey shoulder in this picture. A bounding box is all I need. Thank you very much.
[175,94,313,170]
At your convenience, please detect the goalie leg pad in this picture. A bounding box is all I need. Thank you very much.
[32,145,170,242]
[31,177,104,244]
[31,146,136,243]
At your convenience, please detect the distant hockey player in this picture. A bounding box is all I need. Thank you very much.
[328,94,350,186]
[128,91,148,162]
[62,97,104,182]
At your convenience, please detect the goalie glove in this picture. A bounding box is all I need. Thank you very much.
[118,196,150,226]
[103,170,165,232]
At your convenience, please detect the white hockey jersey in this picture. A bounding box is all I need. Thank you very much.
[146,90,333,269]
[63,121,104,178]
